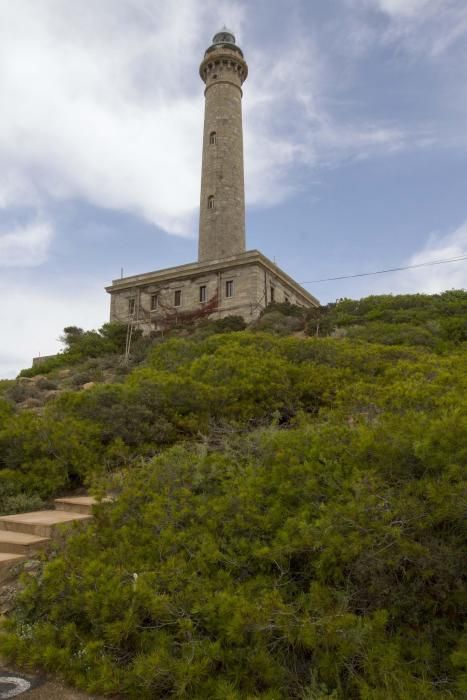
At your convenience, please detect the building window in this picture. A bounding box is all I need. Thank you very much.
[150,294,158,310]
[128,298,135,315]
[225,280,234,298]
[209,131,217,145]
[284,295,290,304]
[199,285,207,303]
[174,290,182,307]
[207,195,215,209]
[270,285,275,303]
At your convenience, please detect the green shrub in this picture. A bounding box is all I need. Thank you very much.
[0,491,45,516]
[20,322,137,377]
[254,309,305,334]
[1,292,466,697]
[2,419,464,697]
[0,380,14,396]
[0,411,103,498]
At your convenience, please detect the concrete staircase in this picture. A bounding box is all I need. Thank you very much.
[0,497,97,579]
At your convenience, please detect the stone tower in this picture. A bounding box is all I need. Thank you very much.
[198,29,248,262]
[105,30,319,330]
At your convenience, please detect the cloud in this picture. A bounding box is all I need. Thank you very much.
[0,0,246,236]
[401,220,467,293]
[351,0,467,56]
[244,32,421,204]
[0,278,109,378]
[0,0,429,237]
[0,221,53,267]
[310,220,467,303]
[374,0,433,17]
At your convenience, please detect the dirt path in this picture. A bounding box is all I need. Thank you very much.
[0,667,110,699]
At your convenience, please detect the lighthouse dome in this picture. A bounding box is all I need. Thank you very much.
[212,28,236,45]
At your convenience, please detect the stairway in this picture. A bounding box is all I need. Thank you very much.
[0,497,97,579]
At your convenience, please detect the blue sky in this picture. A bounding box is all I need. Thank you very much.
[1,0,466,377]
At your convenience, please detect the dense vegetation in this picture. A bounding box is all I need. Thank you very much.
[0,291,466,698]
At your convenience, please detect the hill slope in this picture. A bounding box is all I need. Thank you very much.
[0,291,466,698]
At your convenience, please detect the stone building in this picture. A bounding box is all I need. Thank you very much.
[106,29,318,330]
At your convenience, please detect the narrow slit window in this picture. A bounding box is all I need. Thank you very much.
[209,131,217,145]
[270,286,275,303]
[174,290,182,307]
[150,294,158,310]
[199,285,207,303]
[225,280,234,298]
[128,298,135,315]
[208,195,215,209]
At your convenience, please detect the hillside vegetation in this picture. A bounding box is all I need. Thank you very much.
[0,291,466,699]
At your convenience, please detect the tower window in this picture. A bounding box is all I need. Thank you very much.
[207,195,215,209]
[209,131,217,145]
[128,298,135,315]
[225,280,234,298]
[199,285,207,303]
[270,286,275,303]
[174,290,182,307]
[150,294,158,310]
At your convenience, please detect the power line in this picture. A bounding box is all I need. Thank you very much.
[300,254,467,284]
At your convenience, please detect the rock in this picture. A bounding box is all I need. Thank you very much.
[57,368,72,378]
[36,377,58,391]
[43,390,61,403]
[81,382,96,391]
[0,585,17,609]
[23,560,42,572]
[18,398,43,409]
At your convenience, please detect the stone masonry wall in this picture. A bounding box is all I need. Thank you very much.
[110,263,263,331]
[198,46,247,262]
[108,260,313,332]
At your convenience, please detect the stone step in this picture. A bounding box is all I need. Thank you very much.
[0,530,50,555]
[54,496,99,515]
[0,552,26,574]
[0,511,92,538]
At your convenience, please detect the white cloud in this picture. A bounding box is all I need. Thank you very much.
[0,221,53,267]
[311,220,467,303]
[401,221,467,293]
[244,34,420,204]
[0,279,109,378]
[374,0,433,17]
[351,0,467,56]
[0,0,246,236]
[0,0,426,237]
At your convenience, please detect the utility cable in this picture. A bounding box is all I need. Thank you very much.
[300,254,467,284]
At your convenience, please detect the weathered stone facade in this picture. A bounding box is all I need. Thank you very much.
[198,32,247,262]
[106,30,319,329]
[106,250,318,331]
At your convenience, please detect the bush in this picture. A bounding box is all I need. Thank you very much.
[253,310,304,334]
[0,411,103,498]
[1,292,466,697]
[0,380,14,396]
[20,322,137,377]
[5,380,41,404]
[325,290,467,347]
[0,491,45,516]
[2,420,464,697]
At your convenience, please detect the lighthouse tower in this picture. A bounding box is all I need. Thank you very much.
[198,29,248,262]
[106,30,318,329]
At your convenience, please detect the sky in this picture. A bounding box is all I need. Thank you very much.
[1,0,466,378]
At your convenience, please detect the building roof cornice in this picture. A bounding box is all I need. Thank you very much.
[106,250,319,307]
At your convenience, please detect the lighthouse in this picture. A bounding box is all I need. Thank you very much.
[198,29,248,262]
